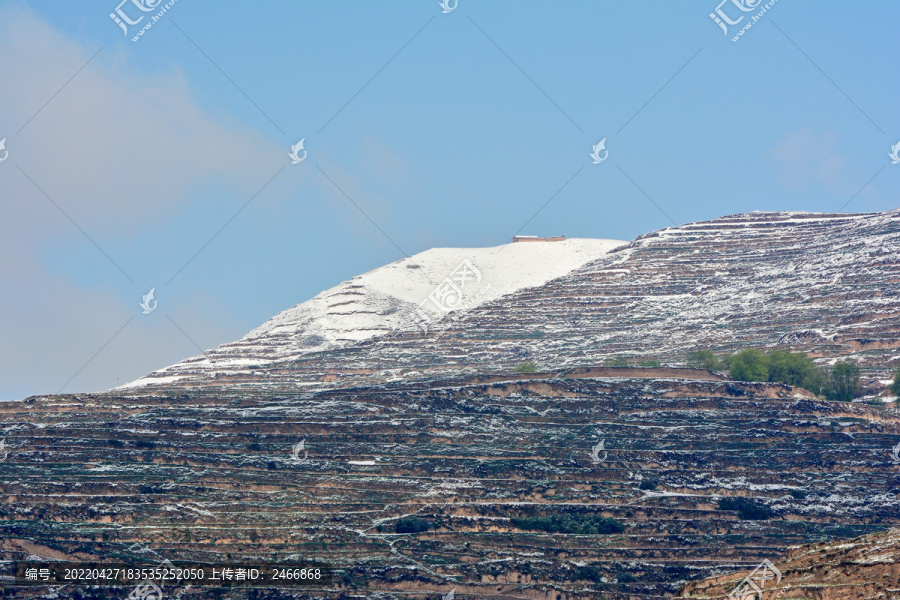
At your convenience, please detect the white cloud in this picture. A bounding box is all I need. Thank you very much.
[0,6,281,232]
[0,6,281,398]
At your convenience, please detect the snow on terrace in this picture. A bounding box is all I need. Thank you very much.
[636,212,878,243]
[122,238,625,389]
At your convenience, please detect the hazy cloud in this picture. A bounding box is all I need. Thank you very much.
[0,6,281,398]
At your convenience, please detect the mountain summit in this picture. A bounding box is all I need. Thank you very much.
[124,238,625,389]
[125,209,900,392]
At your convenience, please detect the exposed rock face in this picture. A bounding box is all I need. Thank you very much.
[3,373,900,599]
[677,527,900,600]
[127,210,900,393]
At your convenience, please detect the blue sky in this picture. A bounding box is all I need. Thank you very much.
[1,0,898,399]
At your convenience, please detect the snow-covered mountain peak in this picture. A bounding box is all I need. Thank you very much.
[123,237,625,389]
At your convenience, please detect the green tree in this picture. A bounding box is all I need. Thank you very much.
[715,348,862,400]
[802,368,829,397]
[638,359,661,367]
[511,513,623,534]
[606,356,630,367]
[727,349,769,382]
[828,361,860,401]
[725,349,828,395]
[766,350,826,391]
[687,350,724,370]
[395,517,431,534]
[718,497,773,520]
[513,360,537,373]
[892,369,900,396]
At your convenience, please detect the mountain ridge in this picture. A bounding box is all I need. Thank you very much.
[123,238,624,389]
[124,209,900,393]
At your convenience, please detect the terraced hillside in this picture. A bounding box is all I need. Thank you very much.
[128,239,624,391]
[3,372,900,599]
[676,527,900,600]
[132,210,900,394]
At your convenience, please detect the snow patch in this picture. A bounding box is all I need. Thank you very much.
[123,238,624,388]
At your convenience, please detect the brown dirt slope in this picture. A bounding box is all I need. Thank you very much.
[677,527,900,600]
